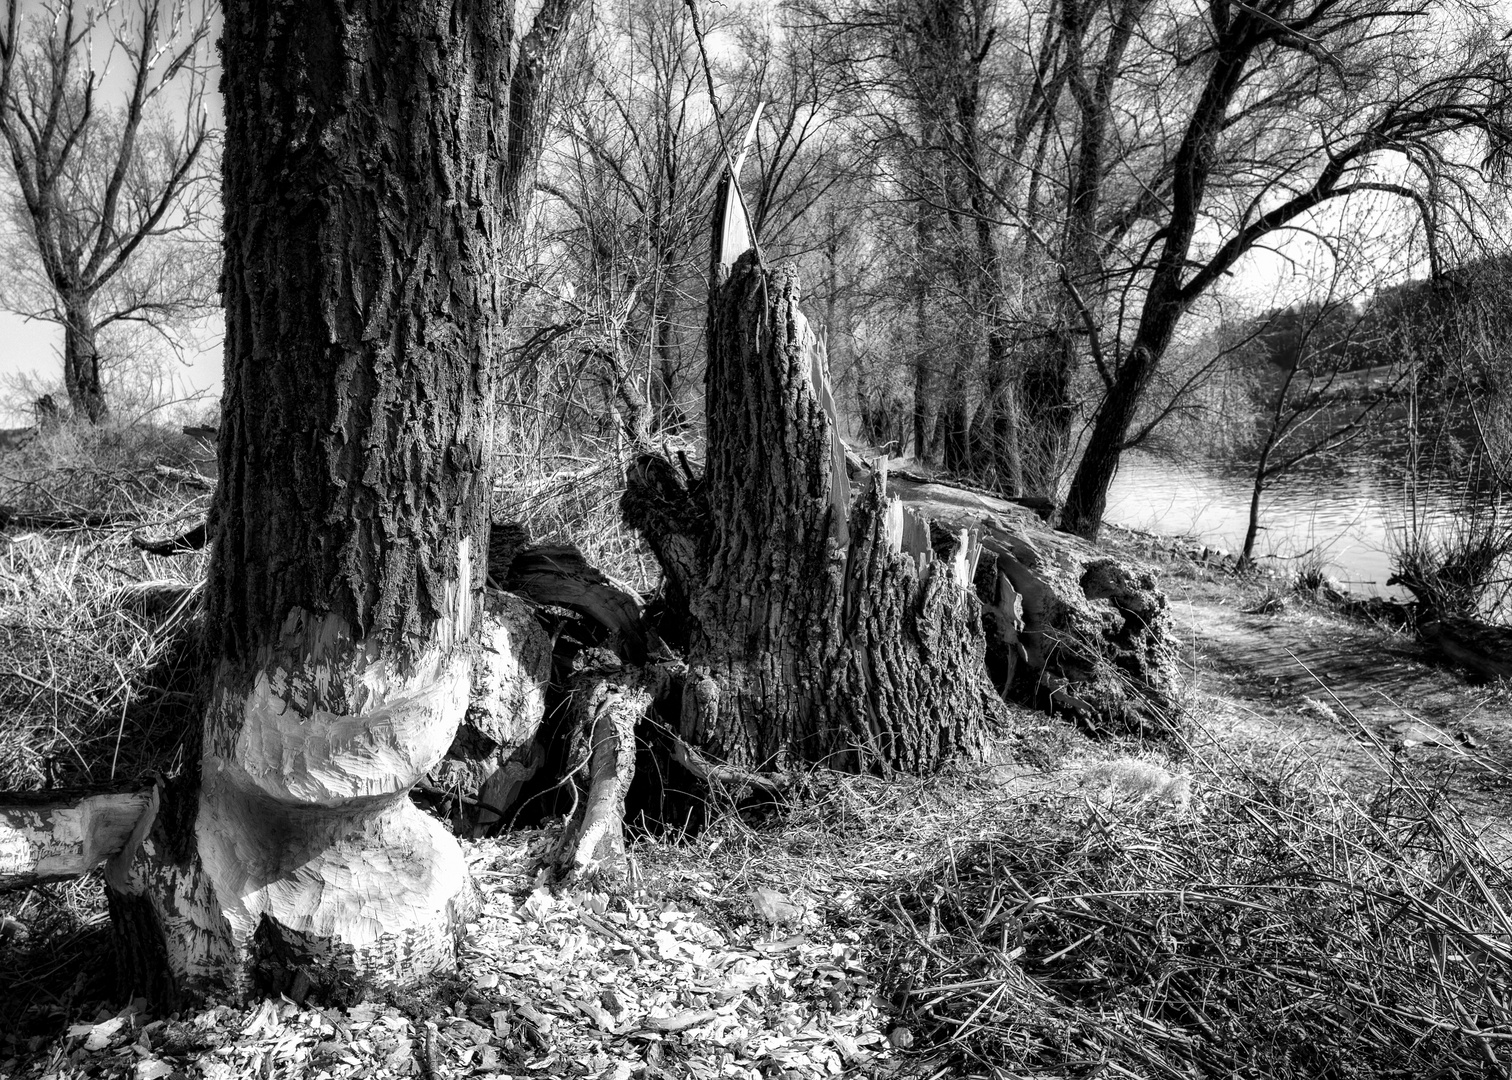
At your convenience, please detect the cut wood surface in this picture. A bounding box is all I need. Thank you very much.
[0,787,154,891]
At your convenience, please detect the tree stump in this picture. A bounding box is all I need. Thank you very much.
[624,254,1007,773]
[885,473,1179,735]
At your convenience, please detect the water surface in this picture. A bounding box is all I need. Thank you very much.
[1104,451,1491,599]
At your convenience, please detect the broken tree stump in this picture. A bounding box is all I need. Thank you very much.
[624,253,1007,774]
[885,471,1180,735]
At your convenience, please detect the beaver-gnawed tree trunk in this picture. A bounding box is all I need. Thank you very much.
[105,0,579,1005]
[625,254,1006,773]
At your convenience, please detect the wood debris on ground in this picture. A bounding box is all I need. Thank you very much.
[4,826,901,1080]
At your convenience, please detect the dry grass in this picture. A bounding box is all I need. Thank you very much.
[0,422,212,791]
[867,730,1512,1078]
[0,421,213,1041]
[0,419,210,519]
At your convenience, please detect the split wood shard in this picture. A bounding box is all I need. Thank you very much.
[0,789,155,891]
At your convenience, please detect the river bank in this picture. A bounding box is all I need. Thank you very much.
[3,506,1511,1079]
[1110,530,1512,851]
[1104,446,1499,601]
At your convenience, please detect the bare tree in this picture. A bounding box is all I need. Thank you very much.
[1057,0,1512,537]
[0,0,215,423]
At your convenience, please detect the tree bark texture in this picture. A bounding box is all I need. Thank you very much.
[109,0,578,1004]
[625,255,1004,774]
[63,296,108,423]
[884,473,1179,735]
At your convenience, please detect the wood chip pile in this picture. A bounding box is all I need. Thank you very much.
[6,827,903,1080]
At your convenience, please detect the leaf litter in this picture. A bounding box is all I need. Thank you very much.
[5,821,897,1080]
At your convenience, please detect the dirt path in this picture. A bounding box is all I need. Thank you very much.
[1160,569,1512,846]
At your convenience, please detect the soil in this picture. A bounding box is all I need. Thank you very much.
[1143,549,1512,851]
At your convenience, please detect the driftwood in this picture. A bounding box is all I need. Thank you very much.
[1419,614,1512,681]
[1,786,156,891]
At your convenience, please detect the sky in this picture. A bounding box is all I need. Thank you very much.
[0,311,223,424]
[0,0,223,426]
[0,0,1476,427]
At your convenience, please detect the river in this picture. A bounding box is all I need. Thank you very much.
[1103,450,1500,600]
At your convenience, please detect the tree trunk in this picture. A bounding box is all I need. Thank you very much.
[913,292,934,463]
[624,254,1004,773]
[982,320,1025,496]
[651,290,682,432]
[1241,474,1264,566]
[939,386,972,476]
[62,296,107,423]
[107,0,578,1006]
[1019,330,1075,497]
[1061,303,1183,539]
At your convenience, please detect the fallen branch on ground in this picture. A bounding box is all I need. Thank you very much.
[130,520,209,556]
[152,465,215,489]
[0,784,157,891]
[0,505,125,531]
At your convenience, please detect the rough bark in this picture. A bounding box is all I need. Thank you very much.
[886,472,1179,735]
[625,254,1004,774]
[63,297,108,423]
[107,0,579,1005]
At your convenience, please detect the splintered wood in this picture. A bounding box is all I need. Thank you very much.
[0,789,154,890]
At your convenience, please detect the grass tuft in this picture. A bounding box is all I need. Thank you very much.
[874,751,1512,1079]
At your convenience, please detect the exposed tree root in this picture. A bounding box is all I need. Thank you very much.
[131,521,210,555]
[556,672,646,880]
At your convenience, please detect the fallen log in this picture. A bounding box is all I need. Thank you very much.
[499,543,647,662]
[1,786,156,891]
[1419,614,1512,682]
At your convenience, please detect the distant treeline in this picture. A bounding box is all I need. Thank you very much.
[1225,254,1512,388]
